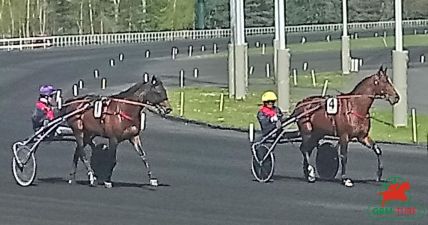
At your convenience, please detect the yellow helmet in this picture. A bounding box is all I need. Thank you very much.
[261,91,277,102]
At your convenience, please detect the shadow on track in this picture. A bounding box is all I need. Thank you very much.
[38,177,170,190]
[271,175,388,186]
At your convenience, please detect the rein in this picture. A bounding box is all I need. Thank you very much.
[110,98,152,108]
[295,94,381,109]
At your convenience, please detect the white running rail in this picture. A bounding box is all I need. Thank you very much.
[1,19,427,50]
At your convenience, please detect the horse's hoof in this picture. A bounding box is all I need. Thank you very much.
[150,178,158,187]
[307,176,316,183]
[342,178,354,187]
[104,181,113,188]
[307,165,316,183]
[88,172,97,187]
[376,169,383,182]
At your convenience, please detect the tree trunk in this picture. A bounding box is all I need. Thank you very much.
[38,0,43,34]
[8,0,14,37]
[128,6,132,32]
[172,0,177,30]
[0,0,4,35]
[26,0,30,37]
[100,17,103,34]
[0,0,4,20]
[78,0,83,34]
[141,0,146,26]
[88,0,94,35]
[113,0,121,24]
[42,0,46,35]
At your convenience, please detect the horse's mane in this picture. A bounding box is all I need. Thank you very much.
[64,94,100,104]
[112,81,144,98]
[348,74,374,94]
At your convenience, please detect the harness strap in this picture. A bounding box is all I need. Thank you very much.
[349,110,369,120]
[104,111,134,122]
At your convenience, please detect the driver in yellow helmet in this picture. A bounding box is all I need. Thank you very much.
[257,91,285,137]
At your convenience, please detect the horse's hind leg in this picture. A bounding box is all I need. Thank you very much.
[130,135,157,186]
[300,134,319,183]
[358,136,383,182]
[71,131,96,186]
[68,147,80,184]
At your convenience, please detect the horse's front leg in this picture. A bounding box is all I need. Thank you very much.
[338,135,353,187]
[358,136,383,182]
[129,135,158,186]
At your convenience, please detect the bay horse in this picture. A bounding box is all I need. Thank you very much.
[291,66,399,187]
[61,75,172,187]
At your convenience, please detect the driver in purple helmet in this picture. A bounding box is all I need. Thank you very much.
[31,85,57,131]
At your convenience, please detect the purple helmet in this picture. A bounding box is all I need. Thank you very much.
[39,85,56,96]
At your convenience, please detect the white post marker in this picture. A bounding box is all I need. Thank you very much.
[55,89,62,102]
[193,68,199,78]
[172,47,176,60]
[321,80,329,97]
[57,97,63,110]
[94,69,99,78]
[219,93,224,112]
[213,43,217,54]
[188,45,193,57]
[374,32,379,37]
[101,77,107,89]
[301,37,306,44]
[143,72,150,83]
[326,35,331,42]
[411,108,417,143]
[261,43,266,55]
[119,53,124,61]
[78,79,84,89]
[420,55,425,63]
[414,29,417,35]
[110,59,115,67]
[179,92,184,117]
[355,33,358,39]
[201,45,205,52]
[265,63,270,78]
[140,111,146,131]
[359,58,364,67]
[179,70,184,88]
[249,123,254,142]
[311,69,316,87]
[72,84,78,96]
[303,62,308,71]
[293,69,297,86]
[255,41,260,48]
[145,50,150,58]
[249,65,254,75]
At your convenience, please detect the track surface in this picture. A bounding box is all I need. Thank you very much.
[1,37,427,225]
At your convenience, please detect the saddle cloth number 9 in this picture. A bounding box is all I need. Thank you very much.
[326,98,338,114]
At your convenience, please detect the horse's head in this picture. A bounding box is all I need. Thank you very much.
[371,66,400,105]
[136,75,172,115]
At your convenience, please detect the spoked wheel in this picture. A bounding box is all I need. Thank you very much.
[12,142,37,187]
[316,142,339,180]
[251,144,275,183]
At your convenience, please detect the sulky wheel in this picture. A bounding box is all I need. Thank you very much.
[316,142,339,180]
[11,142,37,187]
[251,144,275,183]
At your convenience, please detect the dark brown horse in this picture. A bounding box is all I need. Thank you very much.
[292,66,399,187]
[61,75,172,187]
